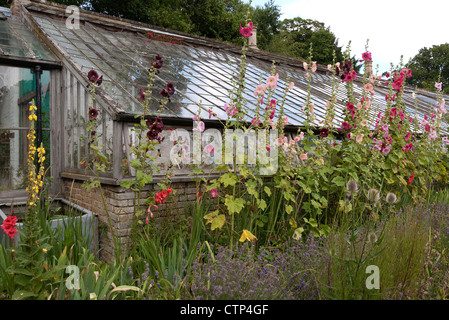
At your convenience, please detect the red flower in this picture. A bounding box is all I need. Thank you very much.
[239,23,253,38]
[408,172,414,185]
[155,188,173,204]
[166,82,175,96]
[88,70,99,83]
[361,51,372,61]
[89,108,99,119]
[1,215,18,239]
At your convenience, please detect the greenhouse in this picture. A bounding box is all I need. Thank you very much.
[0,0,447,262]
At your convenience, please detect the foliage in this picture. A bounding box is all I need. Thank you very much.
[406,43,449,94]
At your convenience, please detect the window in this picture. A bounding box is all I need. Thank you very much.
[0,66,50,190]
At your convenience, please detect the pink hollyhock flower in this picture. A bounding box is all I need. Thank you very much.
[197,121,205,132]
[440,102,447,114]
[425,124,431,132]
[382,145,391,154]
[347,132,353,139]
[364,83,374,92]
[251,117,261,127]
[205,144,215,154]
[361,52,372,61]
[291,149,297,155]
[442,136,449,144]
[303,61,308,70]
[210,189,218,198]
[356,134,364,143]
[405,132,411,141]
[435,82,443,92]
[311,61,317,73]
[300,153,308,160]
[318,158,324,165]
[239,24,253,38]
[429,130,437,140]
[224,103,238,116]
[305,73,310,78]
[289,82,294,90]
[267,146,271,151]
[254,84,266,96]
[327,64,332,71]
[346,102,355,112]
[193,115,198,121]
[266,73,279,90]
[283,117,288,125]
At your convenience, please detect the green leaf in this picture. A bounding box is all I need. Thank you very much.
[331,176,345,187]
[12,290,37,300]
[225,195,245,215]
[120,180,134,189]
[246,180,258,197]
[258,199,267,211]
[220,173,239,187]
[264,186,272,197]
[285,204,293,214]
[129,159,141,169]
[204,210,226,230]
[293,227,304,240]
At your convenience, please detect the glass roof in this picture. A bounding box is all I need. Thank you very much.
[29,12,446,129]
[0,12,57,62]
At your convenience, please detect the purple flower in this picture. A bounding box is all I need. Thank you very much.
[89,108,99,119]
[88,70,99,83]
[96,75,103,86]
[166,82,175,95]
[139,88,145,102]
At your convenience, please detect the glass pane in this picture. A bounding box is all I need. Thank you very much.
[0,66,51,190]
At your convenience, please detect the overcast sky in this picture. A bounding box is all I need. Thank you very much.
[249,0,448,74]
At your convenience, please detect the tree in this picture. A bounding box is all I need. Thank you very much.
[406,43,449,93]
[250,0,281,50]
[263,17,345,66]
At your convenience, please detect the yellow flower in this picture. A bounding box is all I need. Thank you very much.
[239,229,257,243]
[42,248,47,253]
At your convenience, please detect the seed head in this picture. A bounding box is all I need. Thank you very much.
[346,179,359,194]
[385,192,397,204]
[367,188,380,203]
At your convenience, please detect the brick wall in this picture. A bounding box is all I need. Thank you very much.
[61,178,209,262]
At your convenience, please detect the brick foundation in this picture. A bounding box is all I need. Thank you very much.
[61,177,209,262]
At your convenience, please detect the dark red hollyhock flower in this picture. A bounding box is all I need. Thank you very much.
[160,89,169,97]
[335,65,340,76]
[139,88,146,102]
[343,61,352,74]
[89,108,99,119]
[166,82,175,95]
[96,75,103,86]
[88,70,99,83]
[151,55,164,70]
[147,117,164,134]
[320,127,329,138]
[147,130,158,141]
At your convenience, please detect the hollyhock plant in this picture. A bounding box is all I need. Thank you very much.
[210,189,218,198]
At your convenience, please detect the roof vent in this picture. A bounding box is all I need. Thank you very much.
[365,59,373,77]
